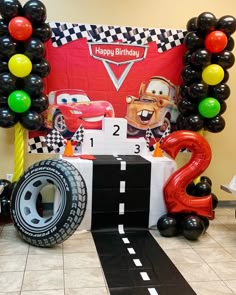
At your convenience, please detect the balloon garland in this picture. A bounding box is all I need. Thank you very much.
[0,0,51,181]
[177,12,236,133]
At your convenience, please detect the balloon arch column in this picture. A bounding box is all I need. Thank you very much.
[0,0,51,217]
[0,0,51,180]
[158,12,236,241]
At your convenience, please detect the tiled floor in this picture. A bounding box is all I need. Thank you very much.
[1,206,236,294]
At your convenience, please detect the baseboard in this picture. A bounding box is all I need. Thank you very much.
[217,200,236,207]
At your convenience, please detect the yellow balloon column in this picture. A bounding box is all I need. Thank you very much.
[12,122,25,182]
[0,0,51,182]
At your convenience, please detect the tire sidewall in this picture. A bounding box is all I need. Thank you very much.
[10,159,86,245]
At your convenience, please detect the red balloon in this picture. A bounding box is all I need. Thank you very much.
[161,131,213,219]
[8,16,32,41]
[205,30,228,53]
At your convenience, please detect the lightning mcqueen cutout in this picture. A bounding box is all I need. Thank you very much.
[43,89,115,135]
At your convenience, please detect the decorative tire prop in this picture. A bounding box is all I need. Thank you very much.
[10,159,87,247]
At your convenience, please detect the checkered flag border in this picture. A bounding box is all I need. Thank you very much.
[49,21,187,53]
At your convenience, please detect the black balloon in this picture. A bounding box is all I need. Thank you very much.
[181,65,202,84]
[0,18,8,36]
[191,48,211,68]
[0,94,7,107]
[200,176,212,186]
[196,12,217,34]
[205,115,225,133]
[200,216,210,232]
[211,193,218,209]
[31,93,49,113]
[222,70,229,83]
[195,182,212,196]
[176,114,186,130]
[23,74,44,96]
[184,31,204,51]
[19,110,43,130]
[0,179,12,197]
[213,50,235,69]
[186,17,198,32]
[219,100,227,115]
[186,181,196,195]
[188,82,208,100]
[22,0,47,24]
[0,72,17,94]
[24,37,46,61]
[0,35,18,58]
[0,0,22,21]
[177,97,197,116]
[226,36,235,51]
[216,15,236,35]
[0,58,8,72]
[184,114,204,131]
[183,50,192,65]
[0,107,18,127]
[32,58,50,77]
[182,215,205,241]
[157,214,180,237]
[179,84,189,97]
[209,83,230,100]
[33,23,52,42]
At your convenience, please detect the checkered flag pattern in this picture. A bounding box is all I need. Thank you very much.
[159,125,171,144]
[44,129,65,149]
[49,21,187,52]
[71,124,85,143]
[28,136,53,153]
[145,127,156,151]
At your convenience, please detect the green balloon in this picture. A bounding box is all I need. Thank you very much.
[8,90,31,113]
[198,97,220,118]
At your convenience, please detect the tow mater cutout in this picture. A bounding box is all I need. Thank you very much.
[125,76,179,137]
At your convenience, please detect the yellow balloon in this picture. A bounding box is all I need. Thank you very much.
[8,54,32,78]
[202,64,224,86]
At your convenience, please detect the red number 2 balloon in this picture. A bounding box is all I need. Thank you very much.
[161,130,213,219]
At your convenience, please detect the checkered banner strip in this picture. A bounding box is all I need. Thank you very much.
[49,22,187,53]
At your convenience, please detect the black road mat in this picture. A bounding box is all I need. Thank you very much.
[92,230,196,295]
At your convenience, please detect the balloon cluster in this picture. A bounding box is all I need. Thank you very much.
[157,175,218,241]
[0,0,51,130]
[177,12,236,133]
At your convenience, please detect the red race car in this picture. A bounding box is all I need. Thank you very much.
[43,89,115,135]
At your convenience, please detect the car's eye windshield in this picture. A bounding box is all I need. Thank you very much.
[68,94,90,103]
[57,94,70,104]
